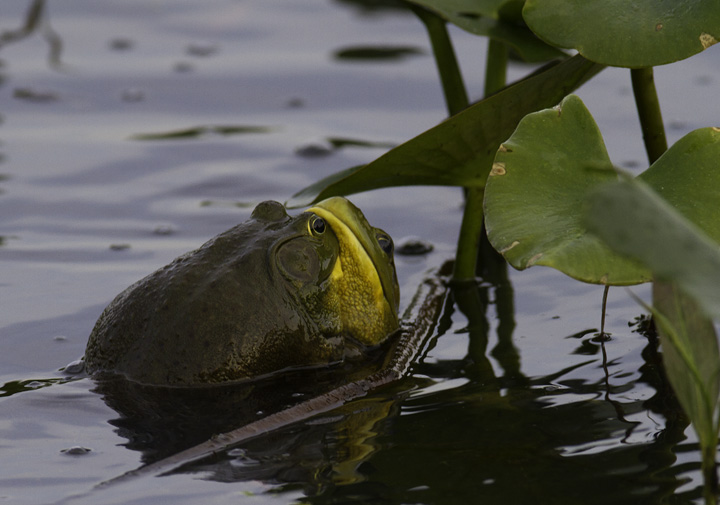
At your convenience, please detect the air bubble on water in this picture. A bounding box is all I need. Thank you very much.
[228,448,247,458]
[61,446,92,456]
[62,360,85,375]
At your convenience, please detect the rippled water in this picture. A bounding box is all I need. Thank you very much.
[1,1,719,504]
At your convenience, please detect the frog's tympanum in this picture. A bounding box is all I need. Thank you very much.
[84,197,399,386]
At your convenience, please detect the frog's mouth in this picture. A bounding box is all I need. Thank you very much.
[306,198,399,344]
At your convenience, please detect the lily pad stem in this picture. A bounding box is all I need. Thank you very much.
[410,5,469,116]
[630,67,667,164]
[454,40,508,281]
[484,38,508,97]
[453,188,485,281]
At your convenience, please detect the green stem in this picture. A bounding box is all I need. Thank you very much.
[630,67,668,164]
[453,41,508,281]
[410,5,469,116]
[484,38,508,97]
[702,449,718,505]
[453,187,485,281]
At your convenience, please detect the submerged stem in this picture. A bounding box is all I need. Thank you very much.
[630,67,667,164]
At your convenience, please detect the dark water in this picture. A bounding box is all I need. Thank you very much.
[1,1,719,504]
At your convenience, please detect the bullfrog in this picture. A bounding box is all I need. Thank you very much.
[84,197,400,386]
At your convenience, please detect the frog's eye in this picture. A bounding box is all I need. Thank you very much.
[309,215,326,235]
[376,233,393,256]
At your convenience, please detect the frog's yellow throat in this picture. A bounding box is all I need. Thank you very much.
[306,204,398,345]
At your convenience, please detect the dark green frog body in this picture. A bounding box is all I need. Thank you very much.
[84,197,399,386]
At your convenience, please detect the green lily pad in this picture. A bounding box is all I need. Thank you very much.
[485,94,720,285]
[523,0,720,68]
[484,94,649,285]
[638,127,720,240]
[585,178,720,319]
[287,55,603,208]
[408,0,565,62]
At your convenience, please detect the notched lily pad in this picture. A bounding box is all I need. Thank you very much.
[584,177,720,318]
[485,94,720,286]
[484,94,649,285]
[523,0,720,67]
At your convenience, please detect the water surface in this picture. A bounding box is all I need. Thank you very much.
[1,1,719,504]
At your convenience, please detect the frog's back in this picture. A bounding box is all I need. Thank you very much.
[85,220,338,385]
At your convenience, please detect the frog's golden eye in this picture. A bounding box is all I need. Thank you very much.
[376,232,393,256]
[309,215,326,235]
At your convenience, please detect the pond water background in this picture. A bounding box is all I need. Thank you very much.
[1,1,720,504]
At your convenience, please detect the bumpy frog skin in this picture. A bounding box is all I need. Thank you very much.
[84,197,399,386]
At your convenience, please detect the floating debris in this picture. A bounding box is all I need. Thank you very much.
[153,224,176,236]
[186,42,219,57]
[295,143,333,158]
[121,88,145,102]
[173,61,194,73]
[131,125,273,140]
[13,87,58,103]
[333,45,424,61]
[108,38,134,51]
[395,236,433,256]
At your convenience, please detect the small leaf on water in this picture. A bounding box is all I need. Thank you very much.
[130,125,274,140]
[333,46,425,61]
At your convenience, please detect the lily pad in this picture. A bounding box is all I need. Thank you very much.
[485,94,720,285]
[585,178,720,319]
[638,127,720,240]
[408,0,565,62]
[484,94,649,285]
[287,55,603,208]
[523,0,720,68]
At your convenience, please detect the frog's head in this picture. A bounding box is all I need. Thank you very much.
[255,197,400,347]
